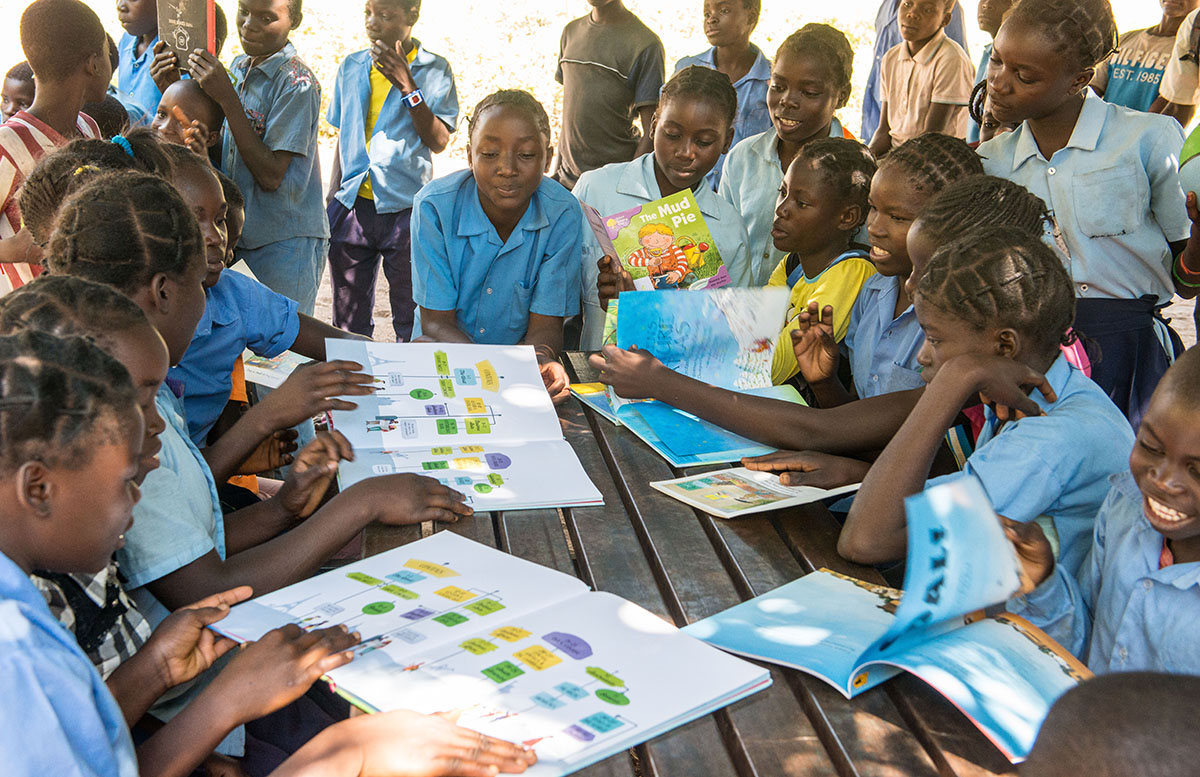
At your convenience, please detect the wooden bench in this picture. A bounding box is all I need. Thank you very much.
[360,353,1017,777]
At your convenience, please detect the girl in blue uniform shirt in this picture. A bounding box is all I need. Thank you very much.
[410,89,581,403]
[979,0,1200,428]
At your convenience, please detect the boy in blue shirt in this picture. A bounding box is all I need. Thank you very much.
[114,0,161,125]
[188,0,329,316]
[326,0,459,341]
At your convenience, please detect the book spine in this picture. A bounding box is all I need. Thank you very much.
[206,0,216,53]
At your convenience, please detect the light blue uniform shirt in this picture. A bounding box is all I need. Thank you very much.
[1011,470,1200,674]
[170,270,300,445]
[120,384,225,628]
[927,354,1134,576]
[674,45,772,190]
[718,121,849,287]
[575,152,752,350]
[224,42,329,249]
[966,43,991,144]
[978,90,1190,302]
[862,0,969,139]
[411,169,583,344]
[0,549,137,777]
[843,273,925,398]
[115,32,162,126]
[327,43,460,213]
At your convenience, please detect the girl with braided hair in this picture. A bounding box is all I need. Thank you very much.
[979,0,1200,428]
[838,227,1133,574]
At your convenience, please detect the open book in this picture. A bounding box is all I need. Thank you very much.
[582,189,729,291]
[684,476,1091,762]
[328,341,602,511]
[651,467,860,519]
[211,531,771,776]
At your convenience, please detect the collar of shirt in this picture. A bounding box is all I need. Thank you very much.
[456,174,550,249]
[192,282,238,339]
[686,45,771,87]
[1011,89,1106,167]
[235,41,299,82]
[0,549,50,617]
[1108,470,1200,590]
[618,152,727,223]
[901,29,949,65]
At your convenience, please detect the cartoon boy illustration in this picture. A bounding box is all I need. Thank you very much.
[627,223,689,288]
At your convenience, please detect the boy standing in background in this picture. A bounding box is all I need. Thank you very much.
[1092,0,1200,112]
[114,0,161,125]
[326,0,458,341]
[554,0,665,189]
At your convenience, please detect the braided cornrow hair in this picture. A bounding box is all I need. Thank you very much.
[968,80,987,127]
[45,170,203,296]
[878,132,984,195]
[1004,0,1117,69]
[18,127,172,247]
[467,89,552,145]
[0,276,151,354]
[916,176,1050,245]
[777,23,855,108]
[794,137,877,229]
[916,225,1075,356]
[660,65,739,127]
[0,330,137,475]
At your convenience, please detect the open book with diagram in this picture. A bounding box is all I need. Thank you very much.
[211,531,771,777]
[684,476,1091,762]
[328,341,601,511]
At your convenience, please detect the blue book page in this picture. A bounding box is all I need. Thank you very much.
[683,570,902,696]
[863,475,1021,660]
[615,288,789,390]
[868,614,1091,762]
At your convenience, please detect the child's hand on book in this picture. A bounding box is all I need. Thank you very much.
[150,41,182,91]
[791,301,840,385]
[140,586,254,692]
[588,345,661,399]
[261,360,376,430]
[238,428,301,475]
[334,709,536,776]
[1000,516,1055,594]
[212,623,361,724]
[539,359,571,405]
[741,450,869,489]
[596,255,635,311]
[277,430,354,518]
[351,473,474,525]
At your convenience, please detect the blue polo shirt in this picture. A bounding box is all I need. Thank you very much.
[927,354,1134,577]
[411,169,583,344]
[1011,470,1200,674]
[224,42,329,249]
[169,270,300,445]
[843,273,925,398]
[0,549,137,777]
[674,45,772,189]
[327,43,459,214]
[115,32,162,126]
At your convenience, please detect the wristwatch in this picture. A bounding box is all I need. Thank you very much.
[402,89,424,109]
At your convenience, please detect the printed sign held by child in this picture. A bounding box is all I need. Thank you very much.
[583,189,730,291]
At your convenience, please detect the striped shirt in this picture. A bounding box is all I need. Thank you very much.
[0,110,101,295]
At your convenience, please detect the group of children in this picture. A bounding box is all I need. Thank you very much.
[1,0,1200,772]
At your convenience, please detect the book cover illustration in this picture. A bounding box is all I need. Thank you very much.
[650,467,860,519]
[158,0,216,70]
[241,349,309,389]
[583,189,729,291]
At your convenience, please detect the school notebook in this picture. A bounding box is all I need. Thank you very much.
[684,475,1091,763]
[327,341,602,511]
[650,467,860,519]
[211,531,771,776]
[582,189,730,291]
[157,0,217,72]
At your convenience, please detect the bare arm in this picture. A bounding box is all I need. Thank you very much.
[922,102,958,135]
[1150,95,1196,127]
[522,313,569,404]
[418,306,474,343]
[0,229,42,265]
[326,139,342,207]
[371,40,451,153]
[291,313,370,361]
[868,103,893,157]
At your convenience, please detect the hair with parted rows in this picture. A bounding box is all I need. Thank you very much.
[776,23,855,108]
[0,276,152,356]
[968,79,987,126]
[916,176,1050,245]
[793,137,876,230]
[0,330,137,475]
[20,0,106,83]
[660,65,739,127]
[467,89,552,145]
[1003,0,1117,70]
[18,129,172,247]
[45,171,204,295]
[916,226,1074,356]
[5,61,33,84]
[80,95,130,139]
[879,132,984,195]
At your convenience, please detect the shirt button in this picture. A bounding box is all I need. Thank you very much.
[1118,647,1129,661]
[872,375,879,382]
[1143,579,1154,591]
[486,288,493,295]
[1048,167,1056,175]
[479,328,486,334]
[1079,283,1090,293]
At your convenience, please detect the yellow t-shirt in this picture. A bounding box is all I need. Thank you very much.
[770,252,877,385]
[357,45,419,200]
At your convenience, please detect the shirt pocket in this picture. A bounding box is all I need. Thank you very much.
[509,281,535,331]
[1071,162,1148,238]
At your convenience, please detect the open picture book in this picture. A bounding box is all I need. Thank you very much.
[210,531,771,777]
[684,476,1091,762]
[571,288,802,467]
[328,341,602,511]
[650,467,860,519]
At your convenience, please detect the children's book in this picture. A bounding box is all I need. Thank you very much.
[211,531,771,776]
[650,467,860,519]
[241,349,309,389]
[684,475,1092,763]
[582,190,730,291]
[157,0,217,71]
[327,341,602,511]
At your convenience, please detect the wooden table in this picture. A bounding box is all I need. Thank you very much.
[361,354,1017,777]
